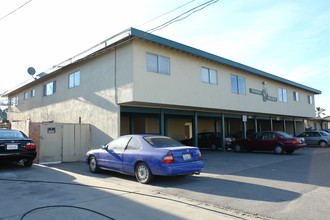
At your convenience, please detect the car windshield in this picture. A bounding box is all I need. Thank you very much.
[320,131,330,136]
[276,131,293,138]
[0,130,28,140]
[144,136,183,148]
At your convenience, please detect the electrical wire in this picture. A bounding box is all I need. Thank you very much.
[0,0,32,21]
[2,0,220,98]
[0,178,248,220]
[138,0,196,27]
[146,0,219,33]
[20,205,115,220]
[50,0,221,71]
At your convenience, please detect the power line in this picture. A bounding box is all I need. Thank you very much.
[45,0,220,75]
[146,0,219,33]
[0,0,32,22]
[2,0,220,96]
[138,0,196,27]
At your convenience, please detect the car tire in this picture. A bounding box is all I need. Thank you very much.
[319,141,327,148]
[274,145,284,155]
[23,159,33,167]
[210,144,217,151]
[89,156,100,173]
[234,144,242,152]
[135,162,154,184]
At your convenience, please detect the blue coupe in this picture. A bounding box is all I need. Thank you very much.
[85,135,204,183]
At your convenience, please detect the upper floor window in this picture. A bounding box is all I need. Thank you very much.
[308,95,313,104]
[31,89,35,97]
[69,71,80,88]
[278,88,287,102]
[147,53,170,75]
[202,67,217,85]
[231,75,245,94]
[24,92,29,100]
[293,91,299,102]
[11,97,18,107]
[43,81,56,96]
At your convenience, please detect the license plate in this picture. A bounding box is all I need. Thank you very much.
[6,144,18,150]
[183,153,191,160]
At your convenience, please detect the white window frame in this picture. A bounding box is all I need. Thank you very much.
[231,75,246,95]
[69,71,80,88]
[308,95,313,104]
[43,81,56,96]
[24,92,29,100]
[147,53,170,75]
[201,67,218,85]
[293,91,299,102]
[278,88,288,102]
[11,97,18,107]
[31,89,35,97]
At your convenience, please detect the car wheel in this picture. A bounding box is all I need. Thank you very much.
[274,145,284,155]
[319,141,327,148]
[234,144,242,152]
[89,156,100,173]
[23,159,33,167]
[135,162,154,184]
[210,144,217,151]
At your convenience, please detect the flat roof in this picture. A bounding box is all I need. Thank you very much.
[3,27,321,96]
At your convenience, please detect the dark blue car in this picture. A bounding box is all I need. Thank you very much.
[85,135,204,183]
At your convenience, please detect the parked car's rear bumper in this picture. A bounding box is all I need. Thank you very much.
[151,160,204,176]
[0,151,37,162]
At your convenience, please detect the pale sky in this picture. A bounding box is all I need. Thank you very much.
[1,0,329,116]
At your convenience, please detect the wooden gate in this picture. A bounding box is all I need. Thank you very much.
[39,123,91,163]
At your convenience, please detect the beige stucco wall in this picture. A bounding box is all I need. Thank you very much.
[130,40,316,118]
[8,45,134,148]
[7,38,318,149]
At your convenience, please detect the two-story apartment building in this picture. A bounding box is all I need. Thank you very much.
[4,27,321,150]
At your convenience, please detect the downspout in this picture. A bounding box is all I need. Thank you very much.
[114,44,120,137]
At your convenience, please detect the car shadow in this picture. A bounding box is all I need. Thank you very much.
[152,175,301,202]
[45,162,301,203]
[0,163,192,220]
[27,147,329,206]
[38,160,301,202]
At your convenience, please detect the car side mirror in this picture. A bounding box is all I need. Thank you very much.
[101,145,107,149]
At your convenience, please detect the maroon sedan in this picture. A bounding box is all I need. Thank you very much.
[232,131,306,154]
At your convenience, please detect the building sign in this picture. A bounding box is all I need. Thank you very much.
[47,127,56,134]
[249,88,277,102]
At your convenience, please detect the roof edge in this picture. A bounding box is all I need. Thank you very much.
[130,28,321,95]
[3,27,322,97]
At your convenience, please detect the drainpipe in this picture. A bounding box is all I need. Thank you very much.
[160,109,165,136]
[221,114,225,152]
[270,117,273,131]
[193,112,198,147]
[254,117,258,132]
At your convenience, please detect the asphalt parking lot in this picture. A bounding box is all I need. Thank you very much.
[1,147,330,220]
